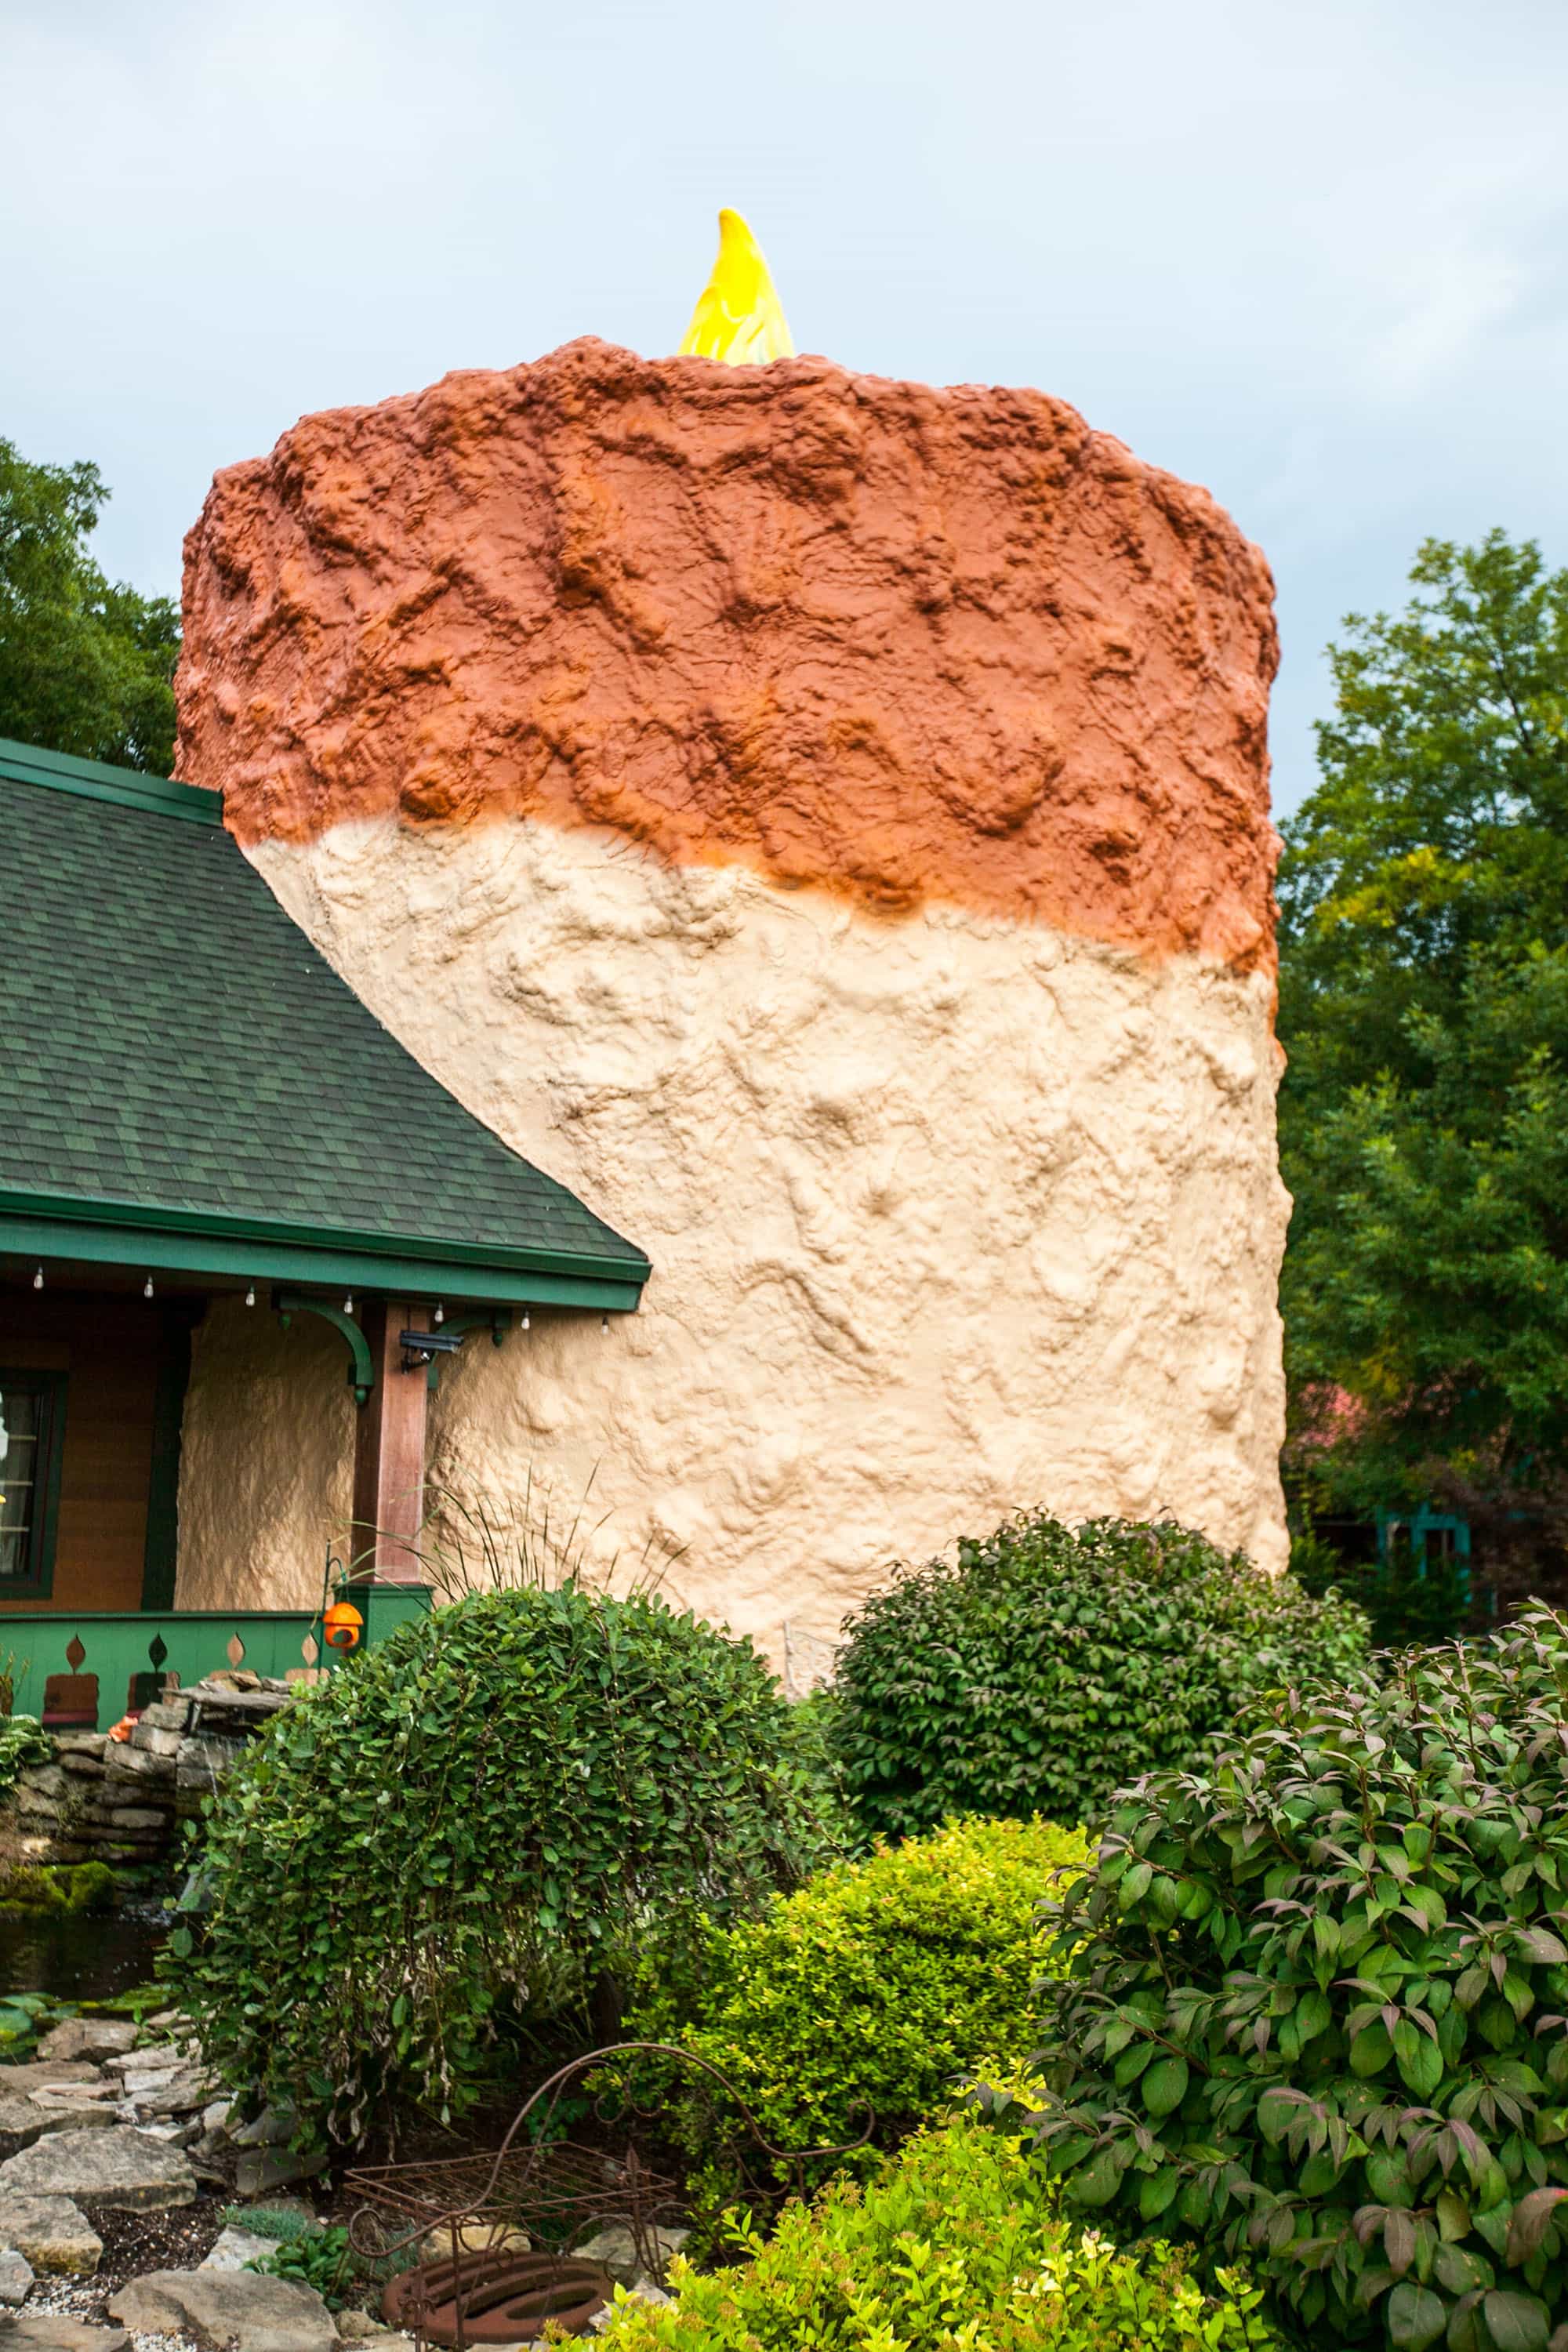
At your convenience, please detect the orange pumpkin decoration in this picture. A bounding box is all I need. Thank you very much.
[323,1599,364,1652]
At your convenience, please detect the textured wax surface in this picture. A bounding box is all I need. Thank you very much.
[178,338,1279,970]
[171,818,1290,1650]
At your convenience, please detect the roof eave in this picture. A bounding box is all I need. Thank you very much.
[0,1187,650,1312]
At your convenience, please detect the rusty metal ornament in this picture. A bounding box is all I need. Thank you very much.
[382,2253,614,2346]
[346,2040,875,2352]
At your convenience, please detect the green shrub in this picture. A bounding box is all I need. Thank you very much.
[0,1714,53,1803]
[172,1584,838,2142]
[594,2118,1282,2349]
[630,1816,1087,2181]
[1018,1606,1568,2349]
[247,2224,355,2308]
[833,1513,1370,1837]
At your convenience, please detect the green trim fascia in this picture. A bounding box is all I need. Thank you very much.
[0,737,222,828]
[0,1210,644,1312]
[0,1188,650,1293]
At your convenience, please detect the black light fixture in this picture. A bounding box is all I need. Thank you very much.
[399,1328,463,1371]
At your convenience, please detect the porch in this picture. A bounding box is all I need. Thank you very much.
[0,737,650,1693]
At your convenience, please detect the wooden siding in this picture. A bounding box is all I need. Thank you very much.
[0,1296,165,1613]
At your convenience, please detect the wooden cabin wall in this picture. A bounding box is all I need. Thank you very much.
[0,1295,168,1613]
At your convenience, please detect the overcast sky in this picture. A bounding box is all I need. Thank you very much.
[4,0,1566,815]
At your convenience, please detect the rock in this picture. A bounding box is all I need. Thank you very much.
[144,2007,184,2032]
[14,1769,67,1802]
[233,2145,327,2198]
[418,2221,530,2261]
[132,2065,217,2118]
[227,2103,296,2147]
[0,2068,103,2096]
[0,2125,198,2209]
[334,2313,402,2342]
[0,2251,31,2306]
[0,2318,127,2351]
[134,1704,191,1735]
[104,1807,165,1831]
[590,2279,673,2333]
[34,2021,136,2065]
[199,2098,231,2134]
[201,2222,288,2270]
[103,2045,181,2077]
[126,1727,182,1759]
[97,1746,173,1787]
[573,2223,687,2288]
[0,2194,102,2275]
[109,2267,337,2352]
[0,2095,117,2147]
[177,1737,239,1790]
[50,1735,106,1759]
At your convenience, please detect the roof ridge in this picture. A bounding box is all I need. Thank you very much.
[0,736,223,827]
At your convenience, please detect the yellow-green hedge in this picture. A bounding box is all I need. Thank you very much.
[594,2119,1282,2350]
[628,1815,1087,2177]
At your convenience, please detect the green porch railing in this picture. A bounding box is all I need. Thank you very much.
[0,1588,432,1731]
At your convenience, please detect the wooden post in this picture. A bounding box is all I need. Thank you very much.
[350,1301,429,1582]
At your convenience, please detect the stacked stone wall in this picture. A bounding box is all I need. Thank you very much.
[7,1675,293,1882]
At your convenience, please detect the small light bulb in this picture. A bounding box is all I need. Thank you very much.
[245,1284,256,1308]
[434,1302,445,1326]
[343,1293,354,1313]
[144,1276,154,1299]
[32,1267,42,1291]
[521,1308,530,1331]
[601,1313,609,1335]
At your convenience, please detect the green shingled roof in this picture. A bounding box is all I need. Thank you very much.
[0,737,649,1309]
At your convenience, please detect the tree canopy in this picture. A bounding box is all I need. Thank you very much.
[1279,530,1568,1577]
[0,438,179,774]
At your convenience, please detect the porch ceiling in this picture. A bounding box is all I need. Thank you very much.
[0,738,650,1311]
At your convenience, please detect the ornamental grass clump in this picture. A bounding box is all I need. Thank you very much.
[171,1584,839,2143]
[1018,1607,1568,2350]
[593,2118,1282,2350]
[630,1815,1087,2180]
[833,1512,1368,1838]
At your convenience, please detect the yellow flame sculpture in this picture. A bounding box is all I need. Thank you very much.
[679,209,795,365]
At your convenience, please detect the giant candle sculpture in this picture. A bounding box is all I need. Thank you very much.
[175,220,1287,1669]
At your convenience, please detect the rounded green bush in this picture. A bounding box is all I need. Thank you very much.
[833,1513,1369,1836]
[594,2118,1283,2350]
[1020,1606,1568,2349]
[629,1814,1087,2178]
[172,1584,838,2141]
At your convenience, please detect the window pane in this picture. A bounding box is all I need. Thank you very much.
[0,1388,40,1581]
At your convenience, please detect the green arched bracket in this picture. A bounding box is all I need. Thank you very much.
[274,1290,376,1406]
[420,1308,512,1392]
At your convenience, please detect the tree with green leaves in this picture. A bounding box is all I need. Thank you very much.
[0,438,179,774]
[1279,529,1568,1589]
